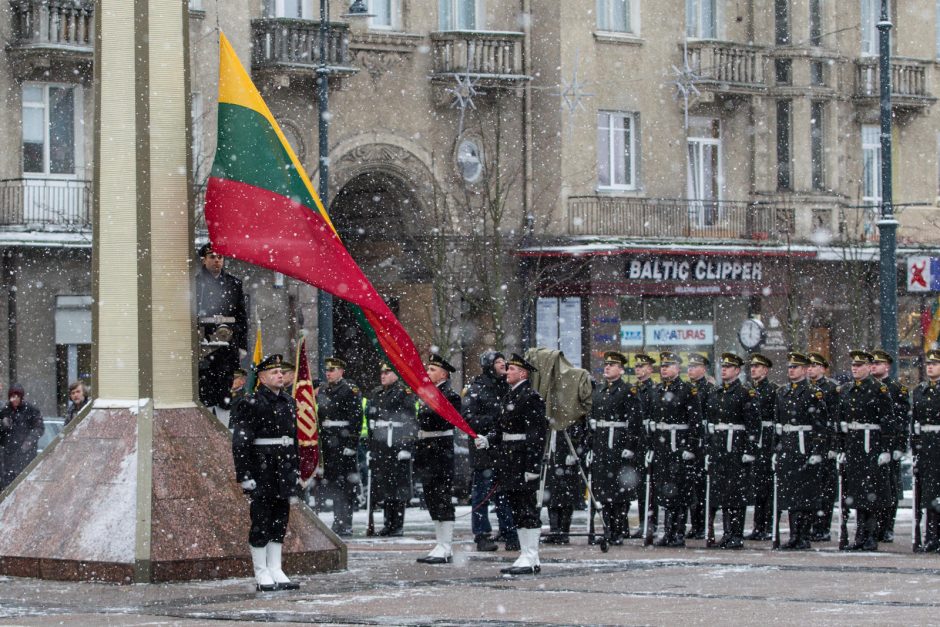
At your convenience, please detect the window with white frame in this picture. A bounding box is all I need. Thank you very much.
[264,0,313,18]
[687,117,722,226]
[597,0,637,34]
[369,0,400,29]
[439,0,480,30]
[860,0,882,56]
[686,0,717,39]
[22,83,83,176]
[188,0,203,10]
[862,125,881,206]
[597,111,638,190]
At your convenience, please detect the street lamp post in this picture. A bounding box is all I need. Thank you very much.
[315,0,370,376]
[876,0,899,377]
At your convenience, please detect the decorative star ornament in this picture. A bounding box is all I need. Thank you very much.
[671,40,702,129]
[445,68,481,135]
[553,50,594,136]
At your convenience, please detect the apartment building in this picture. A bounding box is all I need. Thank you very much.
[1,1,939,416]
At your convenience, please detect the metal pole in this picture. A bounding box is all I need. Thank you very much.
[316,0,333,377]
[877,0,898,378]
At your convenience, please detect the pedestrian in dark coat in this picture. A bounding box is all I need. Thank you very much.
[475,353,547,575]
[774,352,829,550]
[588,351,644,544]
[366,364,416,537]
[64,380,90,427]
[807,352,840,542]
[746,353,777,540]
[836,350,899,552]
[912,349,940,552]
[702,353,757,548]
[685,353,714,539]
[315,356,362,537]
[0,384,44,491]
[462,350,515,551]
[648,352,703,547]
[230,354,301,591]
[415,353,462,565]
[871,348,911,543]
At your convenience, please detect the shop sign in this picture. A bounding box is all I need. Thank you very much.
[646,323,714,346]
[627,258,763,282]
[907,256,940,292]
[763,329,787,351]
[620,324,644,346]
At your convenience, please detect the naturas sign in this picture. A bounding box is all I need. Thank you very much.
[645,324,714,346]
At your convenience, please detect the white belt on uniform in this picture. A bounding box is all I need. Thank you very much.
[653,422,690,452]
[713,423,746,452]
[759,420,774,448]
[374,420,403,447]
[845,422,881,453]
[253,436,293,446]
[777,424,813,454]
[321,420,349,428]
[917,423,940,433]
[596,420,629,448]
[418,429,453,439]
[503,433,527,442]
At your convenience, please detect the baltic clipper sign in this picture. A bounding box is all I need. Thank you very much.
[628,258,763,282]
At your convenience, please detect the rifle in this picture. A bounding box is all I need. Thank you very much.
[642,450,654,546]
[567,433,605,545]
[913,453,922,552]
[837,453,848,550]
[365,451,375,537]
[704,454,714,547]
[771,454,780,550]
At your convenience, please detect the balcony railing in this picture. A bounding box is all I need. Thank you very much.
[855,57,935,108]
[683,41,765,94]
[0,178,91,229]
[429,30,528,81]
[250,18,354,75]
[567,196,785,241]
[9,0,94,51]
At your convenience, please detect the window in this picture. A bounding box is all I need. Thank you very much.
[810,60,826,86]
[188,0,203,9]
[55,295,92,416]
[264,0,313,18]
[597,0,636,34]
[862,125,881,206]
[811,101,826,190]
[597,111,638,190]
[22,83,82,176]
[369,0,400,29]
[775,59,792,85]
[439,0,479,30]
[686,0,717,39]
[861,0,882,56]
[776,100,792,191]
[775,0,790,45]
[687,117,721,226]
[809,0,823,46]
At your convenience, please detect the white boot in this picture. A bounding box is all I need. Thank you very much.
[416,521,454,564]
[250,544,276,591]
[501,528,540,575]
[266,542,300,590]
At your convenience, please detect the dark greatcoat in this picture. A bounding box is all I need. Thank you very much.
[196,266,248,407]
[811,376,841,507]
[837,376,898,510]
[461,369,508,470]
[317,378,362,486]
[774,379,828,510]
[912,380,940,511]
[879,375,911,503]
[414,380,461,487]
[230,384,301,500]
[648,377,703,509]
[749,377,778,496]
[0,400,44,489]
[366,381,416,502]
[588,378,644,504]
[544,419,587,508]
[702,379,758,508]
[486,379,548,493]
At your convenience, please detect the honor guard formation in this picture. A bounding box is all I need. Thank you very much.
[230,344,940,590]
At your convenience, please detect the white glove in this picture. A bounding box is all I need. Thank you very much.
[771,453,777,470]
[892,450,903,461]
[681,450,696,461]
[836,452,846,465]
[585,450,594,466]
[524,472,539,482]
[807,454,823,465]
[239,348,248,360]
[314,466,324,478]
[342,447,356,456]
[589,419,597,429]
[474,436,489,449]
[565,454,578,466]
[397,450,412,461]
[741,454,755,463]
[240,479,256,491]
[289,495,300,505]
[839,421,848,433]
[622,449,635,459]
[706,423,715,434]
[645,450,654,464]
[827,450,838,460]
[877,452,891,466]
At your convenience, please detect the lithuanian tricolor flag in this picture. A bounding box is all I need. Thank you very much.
[204,33,475,438]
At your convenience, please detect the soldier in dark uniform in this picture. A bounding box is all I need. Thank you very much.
[746,353,777,541]
[633,352,658,538]
[315,356,362,537]
[462,350,515,552]
[231,354,302,592]
[649,352,703,547]
[837,349,898,552]
[543,417,586,544]
[415,354,462,564]
[685,353,714,539]
[702,353,757,549]
[912,349,940,552]
[196,242,248,412]
[587,351,644,545]
[807,352,840,542]
[774,351,828,550]
[474,354,547,575]
[366,364,416,537]
[870,348,910,543]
